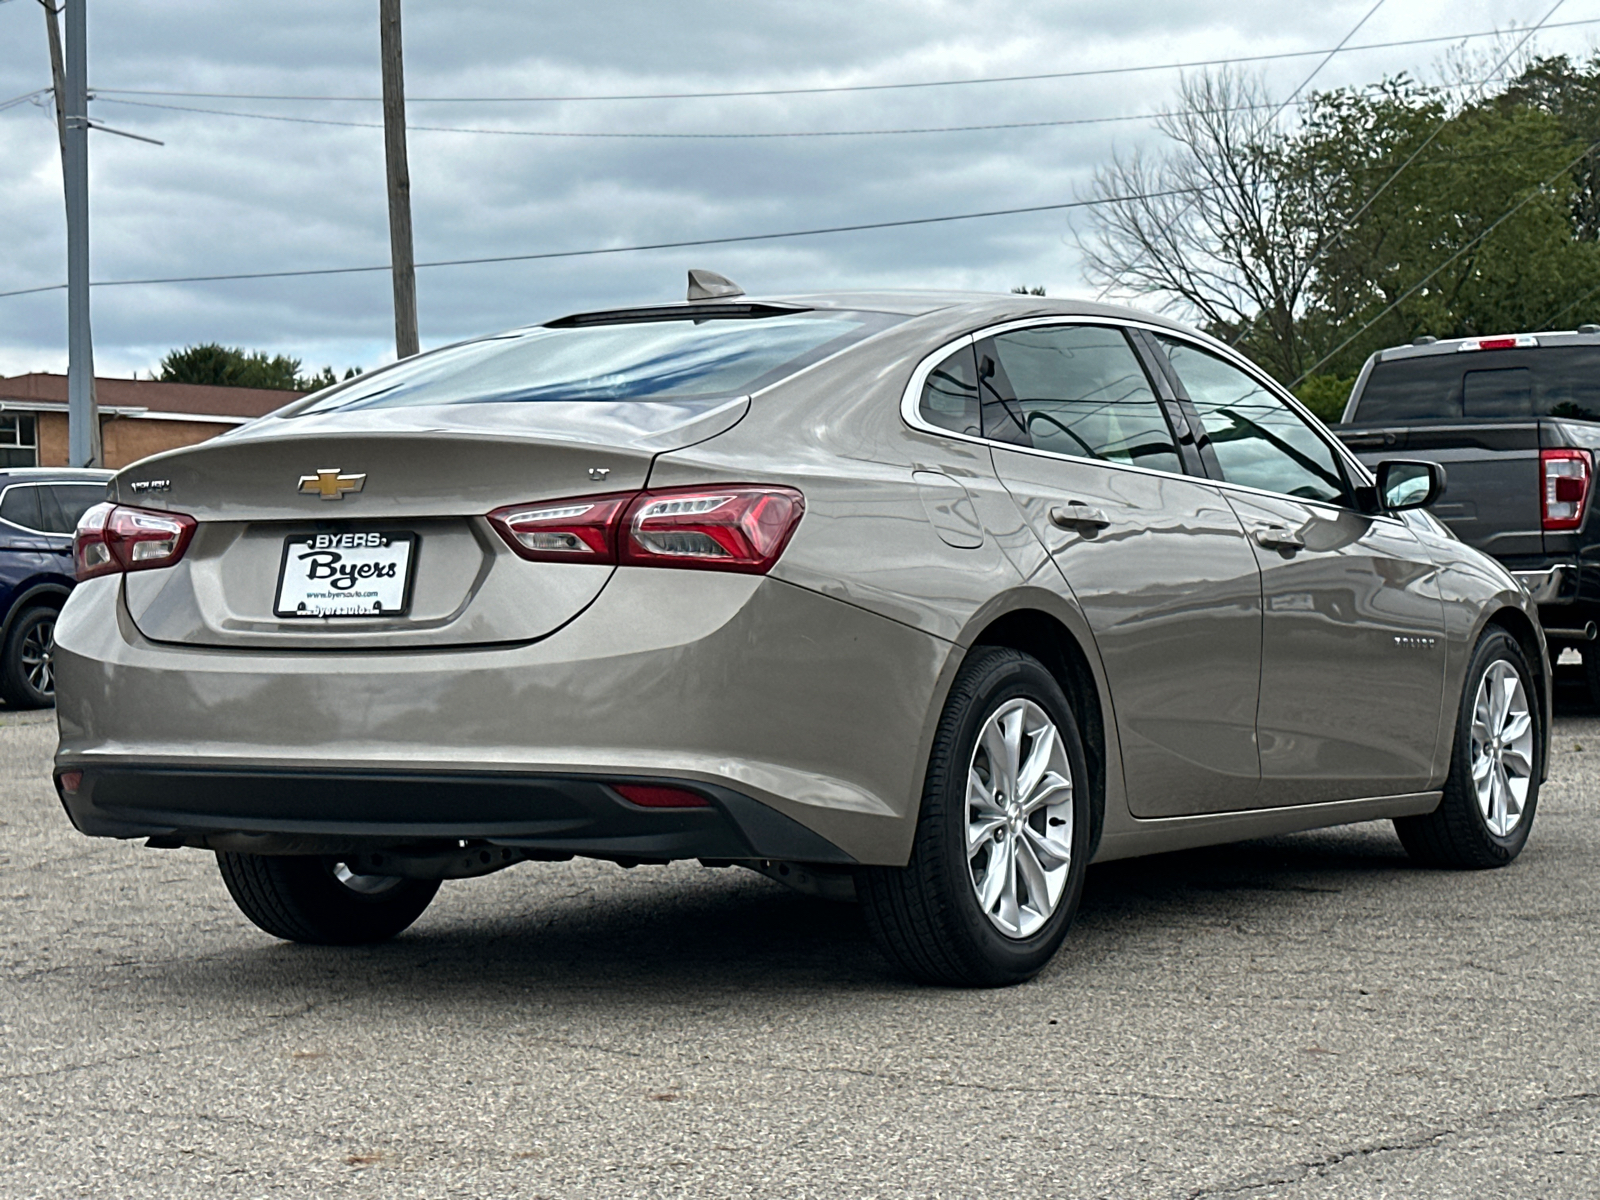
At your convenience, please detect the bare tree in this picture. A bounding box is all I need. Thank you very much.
[1076,70,1321,382]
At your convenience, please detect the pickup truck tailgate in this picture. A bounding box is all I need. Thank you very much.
[1340,420,1542,557]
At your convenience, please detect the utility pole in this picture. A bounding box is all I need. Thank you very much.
[60,0,100,467]
[39,0,65,155]
[379,0,419,359]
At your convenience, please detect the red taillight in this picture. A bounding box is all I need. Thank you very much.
[488,484,805,574]
[74,503,197,581]
[620,485,805,573]
[613,783,711,809]
[487,493,632,562]
[1542,449,1591,531]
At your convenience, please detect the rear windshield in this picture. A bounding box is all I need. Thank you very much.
[294,311,897,413]
[1351,345,1600,423]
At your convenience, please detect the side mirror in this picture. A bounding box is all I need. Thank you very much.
[1375,459,1446,512]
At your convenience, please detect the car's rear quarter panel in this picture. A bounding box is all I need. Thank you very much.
[643,305,1141,859]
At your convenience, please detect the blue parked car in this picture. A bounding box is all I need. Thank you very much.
[0,468,112,707]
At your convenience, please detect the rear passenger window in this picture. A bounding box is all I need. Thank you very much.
[976,325,1183,474]
[0,486,42,531]
[43,484,106,534]
[918,344,980,436]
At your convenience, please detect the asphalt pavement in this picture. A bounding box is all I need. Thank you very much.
[3,694,1598,1199]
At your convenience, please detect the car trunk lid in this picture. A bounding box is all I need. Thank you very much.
[116,398,746,649]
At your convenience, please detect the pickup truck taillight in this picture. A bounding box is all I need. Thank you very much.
[1541,449,1592,531]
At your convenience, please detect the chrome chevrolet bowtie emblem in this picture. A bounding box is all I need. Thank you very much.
[298,469,366,500]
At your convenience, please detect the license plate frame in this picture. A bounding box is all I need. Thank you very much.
[273,530,418,619]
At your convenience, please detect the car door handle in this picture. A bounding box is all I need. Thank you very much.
[1254,524,1305,550]
[1049,503,1112,531]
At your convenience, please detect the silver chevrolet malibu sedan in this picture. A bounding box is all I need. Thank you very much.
[52,280,1549,986]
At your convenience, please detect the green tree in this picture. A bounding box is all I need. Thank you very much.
[1077,65,1600,399]
[1293,373,1358,423]
[1290,80,1600,377]
[1499,54,1600,241]
[156,344,356,392]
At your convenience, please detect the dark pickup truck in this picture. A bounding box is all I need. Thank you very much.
[1337,329,1600,690]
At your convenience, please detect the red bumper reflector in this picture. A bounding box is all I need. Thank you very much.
[613,784,711,809]
[58,771,82,795]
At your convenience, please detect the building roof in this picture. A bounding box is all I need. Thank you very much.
[0,373,304,421]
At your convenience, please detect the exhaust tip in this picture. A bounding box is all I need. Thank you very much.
[1545,621,1598,642]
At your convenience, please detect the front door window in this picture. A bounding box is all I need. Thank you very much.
[1157,336,1346,503]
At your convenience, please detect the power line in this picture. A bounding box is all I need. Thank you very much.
[1536,281,1600,330]
[85,19,1600,105]
[0,139,1512,302]
[84,67,1517,144]
[92,94,1294,139]
[1290,137,1600,386]
[1298,0,1568,284]
[1101,0,1383,325]
[0,86,50,112]
[0,185,1212,301]
[1216,0,1388,349]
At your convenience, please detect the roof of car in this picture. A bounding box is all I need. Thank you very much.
[1374,329,1600,362]
[544,289,1198,332]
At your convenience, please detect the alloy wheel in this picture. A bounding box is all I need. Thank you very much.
[1470,660,1534,838]
[966,698,1074,938]
[20,616,55,699]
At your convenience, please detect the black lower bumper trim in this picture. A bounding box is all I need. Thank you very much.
[57,766,855,865]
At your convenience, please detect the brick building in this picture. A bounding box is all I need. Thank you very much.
[0,374,306,470]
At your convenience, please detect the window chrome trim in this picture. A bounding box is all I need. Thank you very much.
[900,313,1380,494]
[898,318,1203,485]
[898,316,1415,530]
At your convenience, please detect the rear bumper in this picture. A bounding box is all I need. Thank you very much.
[1512,563,1578,605]
[55,765,854,864]
[1502,561,1600,642]
[52,569,952,867]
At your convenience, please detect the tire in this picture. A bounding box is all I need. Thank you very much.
[858,647,1091,987]
[1395,627,1541,869]
[0,606,57,708]
[216,852,440,945]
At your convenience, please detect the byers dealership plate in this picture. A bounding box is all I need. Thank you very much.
[274,531,416,618]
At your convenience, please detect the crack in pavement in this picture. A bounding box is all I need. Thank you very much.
[1184,1090,1600,1198]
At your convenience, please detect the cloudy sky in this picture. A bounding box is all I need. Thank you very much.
[1,0,1597,380]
